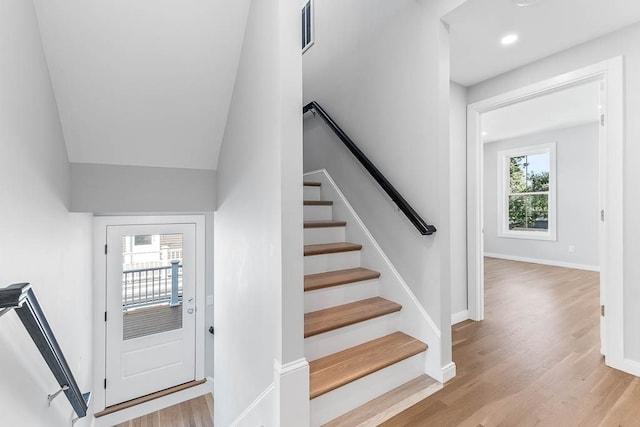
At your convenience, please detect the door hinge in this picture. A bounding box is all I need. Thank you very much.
[104,311,107,322]
[104,378,107,389]
[104,244,108,255]
[601,305,605,317]
[601,210,605,222]
[601,114,605,126]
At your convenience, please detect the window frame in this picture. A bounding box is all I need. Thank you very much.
[497,142,557,241]
[301,0,314,53]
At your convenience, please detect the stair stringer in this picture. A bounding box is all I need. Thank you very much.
[304,169,447,382]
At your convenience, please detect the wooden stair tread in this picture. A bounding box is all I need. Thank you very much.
[304,200,333,206]
[304,220,347,229]
[305,297,401,338]
[304,267,381,292]
[304,181,322,187]
[309,332,427,399]
[304,242,362,256]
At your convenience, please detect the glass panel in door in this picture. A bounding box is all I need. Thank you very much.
[121,233,184,340]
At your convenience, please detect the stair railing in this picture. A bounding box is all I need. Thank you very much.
[0,283,90,420]
[303,101,437,235]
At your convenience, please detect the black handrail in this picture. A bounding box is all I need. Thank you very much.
[0,283,90,419]
[303,101,437,235]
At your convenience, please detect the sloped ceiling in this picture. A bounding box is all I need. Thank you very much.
[33,0,251,170]
[444,0,640,86]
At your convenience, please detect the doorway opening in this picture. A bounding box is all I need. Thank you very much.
[93,215,206,413]
[466,58,624,369]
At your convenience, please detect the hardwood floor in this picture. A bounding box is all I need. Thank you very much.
[381,258,640,426]
[324,375,440,426]
[113,393,213,427]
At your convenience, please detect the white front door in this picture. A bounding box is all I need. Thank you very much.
[105,223,197,406]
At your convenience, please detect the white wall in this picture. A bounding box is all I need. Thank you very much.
[70,163,216,213]
[0,1,93,426]
[449,82,468,318]
[214,0,306,425]
[483,124,599,269]
[467,22,640,362]
[303,0,462,372]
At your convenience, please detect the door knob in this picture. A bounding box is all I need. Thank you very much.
[187,308,194,314]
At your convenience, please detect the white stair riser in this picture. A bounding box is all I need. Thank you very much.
[303,186,321,201]
[304,227,345,245]
[310,352,426,427]
[304,251,360,275]
[304,205,333,221]
[304,279,380,313]
[305,312,400,361]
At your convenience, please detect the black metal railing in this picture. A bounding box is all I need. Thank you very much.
[303,101,437,235]
[0,283,90,419]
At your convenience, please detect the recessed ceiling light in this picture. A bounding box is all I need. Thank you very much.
[511,0,540,6]
[482,132,488,137]
[501,34,519,46]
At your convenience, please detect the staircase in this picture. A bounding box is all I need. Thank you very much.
[303,180,430,426]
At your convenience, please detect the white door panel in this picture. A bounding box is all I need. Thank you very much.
[105,223,196,406]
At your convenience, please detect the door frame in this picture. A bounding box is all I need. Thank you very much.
[92,215,206,413]
[466,57,624,370]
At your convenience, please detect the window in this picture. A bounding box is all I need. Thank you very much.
[301,0,313,53]
[498,143,556,240]
[134,235,152,246]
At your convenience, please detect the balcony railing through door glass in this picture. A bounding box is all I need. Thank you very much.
[121,233,184,341]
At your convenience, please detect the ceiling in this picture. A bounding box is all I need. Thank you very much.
[33,0,251,170]
[481,80,600,143]
[443,0,640,87]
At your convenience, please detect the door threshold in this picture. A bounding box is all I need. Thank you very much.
[95,379,206,418]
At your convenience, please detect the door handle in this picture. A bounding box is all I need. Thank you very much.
[187,308,194,314]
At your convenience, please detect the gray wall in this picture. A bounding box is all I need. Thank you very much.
[449,82,468,317]
[483,124,600,268]
[214,0,304,424]
[467,22,640,361]
[0,2,93,425]
[303,1,462,373]
[303,0,469,371]
[70,164,217,380]
[70,163,216,213]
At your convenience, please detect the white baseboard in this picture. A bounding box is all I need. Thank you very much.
[451,310,469,325]
[484,252,599,272]
[230,383,275,427]
[620,358,640,377]
[441,362,456,383]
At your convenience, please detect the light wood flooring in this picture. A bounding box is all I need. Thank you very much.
[114,258,640,426]
[113,393,213,427]
[382,257,640,426]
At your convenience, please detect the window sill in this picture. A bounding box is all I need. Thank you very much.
[498,230,557,241]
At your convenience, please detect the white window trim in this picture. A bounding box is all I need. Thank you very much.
[301,0,314,54]
[497,142,557,241]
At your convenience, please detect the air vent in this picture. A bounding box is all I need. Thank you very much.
[302,0,313,52]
